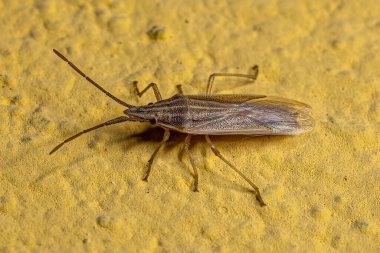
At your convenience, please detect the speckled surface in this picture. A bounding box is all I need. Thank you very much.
[1,0,379,252]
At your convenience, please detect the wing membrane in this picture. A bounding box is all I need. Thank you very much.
[185,94,314,135]
[187,94,266,103]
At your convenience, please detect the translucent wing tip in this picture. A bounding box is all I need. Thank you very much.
[293,108,315,134]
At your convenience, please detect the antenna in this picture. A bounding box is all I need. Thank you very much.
[53,49,134,108]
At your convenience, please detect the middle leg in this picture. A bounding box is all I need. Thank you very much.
[184,135,199,192]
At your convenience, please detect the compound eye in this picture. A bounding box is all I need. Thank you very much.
[149,118,157,125]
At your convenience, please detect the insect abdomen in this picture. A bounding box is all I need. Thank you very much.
[182,96,314,135]
[156,94,314,136]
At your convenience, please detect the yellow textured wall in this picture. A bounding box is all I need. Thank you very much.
[1,0,379,252]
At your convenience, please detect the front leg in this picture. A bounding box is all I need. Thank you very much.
[176,84,184,94]
[133,81,162,101]
[143,129,170,181]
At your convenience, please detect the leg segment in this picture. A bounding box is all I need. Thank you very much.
[176,84,184,94]
[143,129,170,181]
[205,135,266,206]
[206,65,259,94]
[184,135,199,192]
[133,81,162,101]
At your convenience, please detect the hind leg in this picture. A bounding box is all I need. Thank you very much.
[207,65,259,94]
[205,135,266,206]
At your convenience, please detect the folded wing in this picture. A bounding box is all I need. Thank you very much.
[185,94,314,135]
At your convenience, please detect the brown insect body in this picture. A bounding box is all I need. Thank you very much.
[126,93,314,135]
[50,49,315,207]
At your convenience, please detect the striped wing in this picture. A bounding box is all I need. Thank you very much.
[185,94,314,135]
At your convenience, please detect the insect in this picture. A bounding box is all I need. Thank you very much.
[50,49,314,206]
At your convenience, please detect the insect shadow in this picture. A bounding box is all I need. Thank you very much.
[107,126,288,195]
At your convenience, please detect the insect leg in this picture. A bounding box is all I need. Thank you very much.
[176,84,184,94]
[206,65,259,94]
[204,135,266,206]
[184,135,199,192]
[133,81,162,101]
[143,129,170,181]
[52,49,134,108]
[49,116,137,155]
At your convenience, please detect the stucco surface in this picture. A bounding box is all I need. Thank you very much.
[1,0,379,252]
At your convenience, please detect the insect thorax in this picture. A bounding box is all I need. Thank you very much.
[125,94,234,132]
